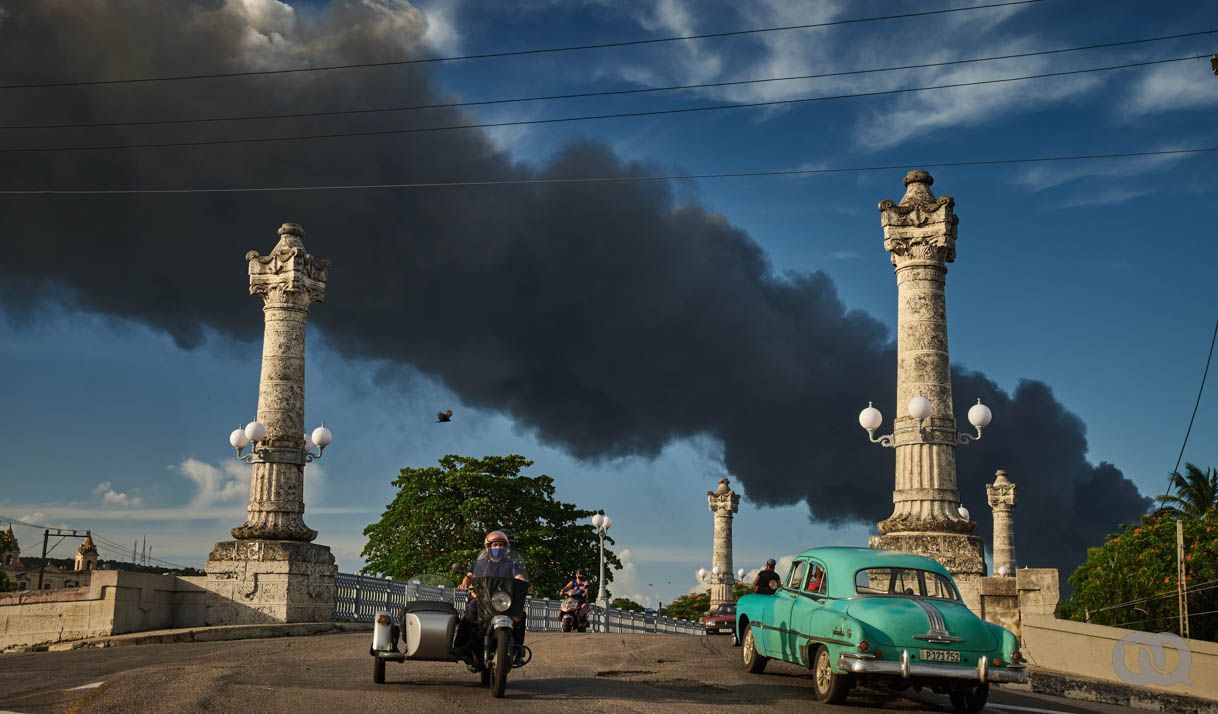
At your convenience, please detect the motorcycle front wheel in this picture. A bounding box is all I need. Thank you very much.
[561,618,572,633]
[491,629,510,698]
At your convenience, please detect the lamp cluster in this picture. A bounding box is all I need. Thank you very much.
[858,396,992,448]
[227,421,333,463]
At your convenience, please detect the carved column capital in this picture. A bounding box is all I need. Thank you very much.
[247,223,331,308]
[986,469,1017,510]
[879,171,958,267]
[707,478,740,515]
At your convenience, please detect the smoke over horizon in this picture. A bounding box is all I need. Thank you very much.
[0,0,1149,581]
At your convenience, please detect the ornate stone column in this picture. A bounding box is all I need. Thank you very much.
[986,469,1017,575]
[868,171,986,605]
[707,478,740,612]
[205,223,336,624]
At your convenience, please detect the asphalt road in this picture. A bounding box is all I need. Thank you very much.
[0,632,1135,713]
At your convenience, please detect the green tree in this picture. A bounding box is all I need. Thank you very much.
[611,597,646,613]
[1062,509,1218,641]
[1156,463,1218,518]
[361,454,620,598]
[0,529,14,592]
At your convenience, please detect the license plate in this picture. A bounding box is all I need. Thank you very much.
[719,627,733,632]
[920,649,961,663]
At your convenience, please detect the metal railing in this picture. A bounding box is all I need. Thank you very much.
[333,572,705,635]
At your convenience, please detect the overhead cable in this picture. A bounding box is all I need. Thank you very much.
[1,146,1213,195]
[0,55,1202,155]
[0,0,1045,90]
[1167,313,1218,490]
[6,30,1212,132]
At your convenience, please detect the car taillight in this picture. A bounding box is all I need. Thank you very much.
[858,640,870,653]
[1011,650,1022,663]
[993,658,1003,666]
[376,614,391,625]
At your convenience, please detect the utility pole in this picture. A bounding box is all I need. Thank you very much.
[1177,519,1190,639]
[36,528,90,589]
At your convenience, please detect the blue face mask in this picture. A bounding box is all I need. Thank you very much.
[489,546,505,559]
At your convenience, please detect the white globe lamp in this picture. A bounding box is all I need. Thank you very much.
[858,402,883,432]
[244,420,267,442]
[908,395,932,421]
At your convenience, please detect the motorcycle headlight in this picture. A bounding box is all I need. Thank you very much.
[491,592,512,613]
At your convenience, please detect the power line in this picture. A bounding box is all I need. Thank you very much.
[7,30,1212,132]
[0,55,1202,155]
[1111,607,1218,630]
[0,511,191,567]
[1,146,1213,195]
[1167,312,1218,490]
[0,0,1045,90]
[1088,578,1218,615]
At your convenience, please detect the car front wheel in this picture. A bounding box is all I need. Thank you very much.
[741,623,768,674]
[812,646,849,704]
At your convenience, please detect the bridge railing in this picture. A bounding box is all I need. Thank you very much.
[333,572,704,635]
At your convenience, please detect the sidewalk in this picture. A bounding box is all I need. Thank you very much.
[7,621,372,653]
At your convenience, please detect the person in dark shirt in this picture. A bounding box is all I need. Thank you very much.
[458,530,529,664]
[753,558,782,594]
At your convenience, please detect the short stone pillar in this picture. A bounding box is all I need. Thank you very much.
[867,171,986,609]
[986,469,1017,575]
[707,478,740,612]
[204,223,337,624]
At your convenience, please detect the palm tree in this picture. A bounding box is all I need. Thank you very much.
[1155,464,1218,518]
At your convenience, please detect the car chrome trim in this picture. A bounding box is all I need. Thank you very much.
[910,597,965,643]
[748,622,852,647]
[839,652,875,660]
[838,654,1028,684]
[491,615,513,629]
[978,655,988,683]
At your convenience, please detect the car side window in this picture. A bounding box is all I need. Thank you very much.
[786,560,807,590]
[804,562,827,595]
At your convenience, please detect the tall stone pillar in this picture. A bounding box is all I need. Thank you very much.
[707,478,740,612]
[986,469,1017,575]
[205,223,337,624]
[868,171,986,606]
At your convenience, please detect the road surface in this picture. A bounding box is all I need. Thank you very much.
[0,632,1134,713]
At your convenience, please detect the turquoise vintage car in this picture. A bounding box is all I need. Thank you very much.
[736,547,1026,712]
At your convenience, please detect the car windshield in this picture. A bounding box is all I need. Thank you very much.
[714,604,736,616]
[854,567,960,601]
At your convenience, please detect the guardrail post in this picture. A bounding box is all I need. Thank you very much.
[353,574,362,621]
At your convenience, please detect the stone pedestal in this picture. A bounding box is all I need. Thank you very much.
[204,540,336,625]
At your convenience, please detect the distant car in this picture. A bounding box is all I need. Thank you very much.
[703,602,736,635]
[735,547,1026,712]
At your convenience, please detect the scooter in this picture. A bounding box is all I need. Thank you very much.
[370,575,532,698]
[559,589,589,632]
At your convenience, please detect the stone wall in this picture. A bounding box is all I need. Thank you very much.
[0,570,211,650]
[1022,613,1218,703]
[972,568,1060,638]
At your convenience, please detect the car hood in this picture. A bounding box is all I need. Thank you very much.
[844,597,998,652]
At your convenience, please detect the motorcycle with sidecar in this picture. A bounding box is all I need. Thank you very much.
[370,574,532,698]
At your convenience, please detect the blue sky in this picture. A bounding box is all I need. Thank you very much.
[1,0,1217,606]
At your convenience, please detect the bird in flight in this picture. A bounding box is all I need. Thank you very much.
[436,410,453,423]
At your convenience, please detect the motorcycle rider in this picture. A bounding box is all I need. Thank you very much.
[557,570,591,628]
[458,530,529,666]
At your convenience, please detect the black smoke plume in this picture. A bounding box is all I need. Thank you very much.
[0,1,1149,581]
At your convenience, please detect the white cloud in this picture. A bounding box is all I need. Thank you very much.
[93,481,143,507]
[175,459,250,508]
[1121,61,1218,118]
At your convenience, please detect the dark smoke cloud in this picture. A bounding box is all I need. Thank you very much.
[0,1,1149,581]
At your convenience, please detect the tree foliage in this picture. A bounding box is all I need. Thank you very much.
[1156,463,1218,519]
[361,454,620,598]
[1062,508,1218,642]
[662,583,752,621]
[611,597,646,613]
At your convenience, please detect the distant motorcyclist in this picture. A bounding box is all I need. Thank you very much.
[558,570,591,628]
[458,530,529,664]
[753,558,782,594]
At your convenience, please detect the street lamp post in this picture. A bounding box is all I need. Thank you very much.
[592,513,612,633]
